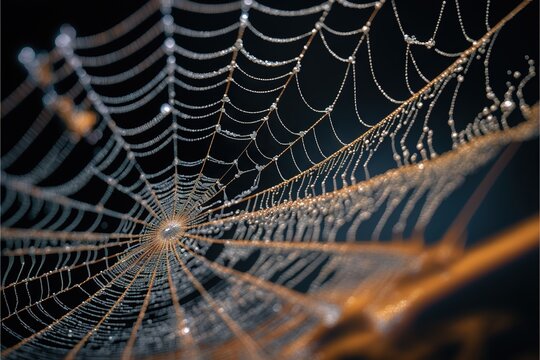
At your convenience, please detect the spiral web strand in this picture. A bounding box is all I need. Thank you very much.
[1,0,538,359]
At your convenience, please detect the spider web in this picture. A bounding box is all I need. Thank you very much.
[1,0,538,359]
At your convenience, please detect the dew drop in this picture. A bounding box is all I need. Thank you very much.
[161,103,172,115]
[500,99,515,112]
[160,223,182,240]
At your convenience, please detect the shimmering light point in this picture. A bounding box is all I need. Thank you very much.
[161,103,172,115]
[160,223,182,241]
